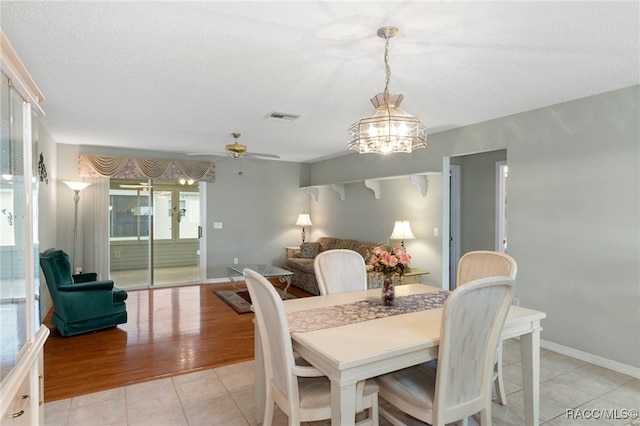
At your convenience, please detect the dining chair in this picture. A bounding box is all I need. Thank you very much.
[244,268,379,426]
[457,250,517,287]
[376,276,514,426]
[457,250,517,405]
[314,249,368,295]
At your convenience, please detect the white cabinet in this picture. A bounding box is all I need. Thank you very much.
[0,31,49,425]
[1,327,49,425]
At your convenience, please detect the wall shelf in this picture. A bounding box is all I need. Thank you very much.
[301,173,436,201]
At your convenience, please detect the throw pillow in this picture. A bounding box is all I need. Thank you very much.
[297,242,320,259]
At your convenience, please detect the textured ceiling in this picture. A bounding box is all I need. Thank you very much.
[1,1,638,163]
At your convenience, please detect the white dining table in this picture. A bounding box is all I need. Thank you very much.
[254,283,546,426]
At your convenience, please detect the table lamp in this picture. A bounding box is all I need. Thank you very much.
[390,220,415,247]
[296,213,312,243]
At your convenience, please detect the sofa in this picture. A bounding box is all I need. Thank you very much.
[285,237,380,295]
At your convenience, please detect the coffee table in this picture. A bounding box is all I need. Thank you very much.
[226,264,294,297]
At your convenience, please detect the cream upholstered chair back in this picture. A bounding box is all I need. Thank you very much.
[434,277,514,424]
[457,250,517,286]
[244,268,379,426]
[456,249,517,406]
[314,249,367,296]
[377,276,514,426]
[244,269,299,423]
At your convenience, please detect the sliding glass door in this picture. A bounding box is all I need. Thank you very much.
[109,179,200,288]
[151,182,200,285]
[109,180,150,288]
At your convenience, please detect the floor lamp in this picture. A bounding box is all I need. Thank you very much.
[63,181,91,273]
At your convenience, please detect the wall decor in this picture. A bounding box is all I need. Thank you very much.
[38,152,48,184]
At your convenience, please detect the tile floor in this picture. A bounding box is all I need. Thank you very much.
[44,339,639,426]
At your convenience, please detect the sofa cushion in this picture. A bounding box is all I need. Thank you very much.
[286,237,381,296]
[297,242,321,259]
[317,237,378,261]
[286,258,315,274]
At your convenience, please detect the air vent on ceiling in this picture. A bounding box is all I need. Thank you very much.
[263,111,301,121]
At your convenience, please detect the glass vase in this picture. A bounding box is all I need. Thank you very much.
[369,272,383,289]
[381,274,396,306]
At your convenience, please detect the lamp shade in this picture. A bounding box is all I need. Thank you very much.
[390,220,415,241]
[63,181,91,191]
[296,213,312,227]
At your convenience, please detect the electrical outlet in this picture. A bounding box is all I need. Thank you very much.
[513,298,520,306]
[433,227,439,237]
[233,257,238,264]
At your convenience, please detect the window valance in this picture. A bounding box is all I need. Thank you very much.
[78,154,215,182]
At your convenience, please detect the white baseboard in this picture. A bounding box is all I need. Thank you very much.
[541,339,640,379]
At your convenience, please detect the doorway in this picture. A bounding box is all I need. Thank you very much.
[447,150,508,289]
[108,179,201,288]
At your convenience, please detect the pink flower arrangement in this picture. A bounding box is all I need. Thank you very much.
[368,245,411,276]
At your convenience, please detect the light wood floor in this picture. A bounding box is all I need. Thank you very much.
[43,280,312,402]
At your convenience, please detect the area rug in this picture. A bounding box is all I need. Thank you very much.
[214,287,297,314]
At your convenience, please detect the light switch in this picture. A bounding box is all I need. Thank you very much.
[213,222,223,229]
[433,227,439,237]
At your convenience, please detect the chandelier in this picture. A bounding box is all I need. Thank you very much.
[348,26,427,155]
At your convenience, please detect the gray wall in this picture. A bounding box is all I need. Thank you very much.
[310,85,640,371]
[203,158,309,278]
[507,87,639,369]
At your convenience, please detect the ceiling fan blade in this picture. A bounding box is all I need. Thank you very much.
[188,131,279,160]
[245,152,280,159]
[187,152,224,156]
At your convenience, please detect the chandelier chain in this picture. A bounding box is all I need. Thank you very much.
[383,34,391,104]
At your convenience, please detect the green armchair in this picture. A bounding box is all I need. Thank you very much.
[40,248,128,336]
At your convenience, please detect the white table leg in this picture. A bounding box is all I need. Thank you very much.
[254,320,266,424]
[331,380,357,426]
[520,327,541,426]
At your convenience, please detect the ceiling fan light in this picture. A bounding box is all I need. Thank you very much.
[225,143,247,153]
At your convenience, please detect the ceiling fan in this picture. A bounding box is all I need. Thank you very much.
[188,132,280,160]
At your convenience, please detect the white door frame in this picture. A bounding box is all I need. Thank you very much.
[495,161,508,253]
[449,164,461,290]
[199,181,208,282]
